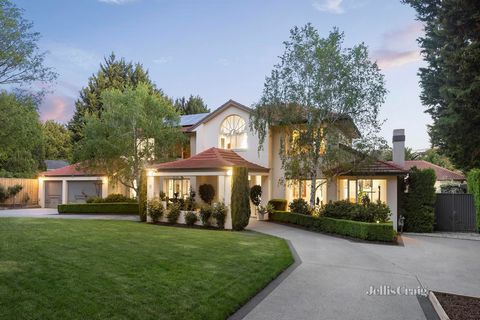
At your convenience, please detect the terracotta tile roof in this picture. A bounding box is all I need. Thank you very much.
[149,147,269,172]
[342,160,408,176]
[40,163,104,177]
[398,160,465,181]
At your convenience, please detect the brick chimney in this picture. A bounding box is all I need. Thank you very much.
[392,129,405,168]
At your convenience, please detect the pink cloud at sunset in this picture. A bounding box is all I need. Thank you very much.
[40,95,75,123]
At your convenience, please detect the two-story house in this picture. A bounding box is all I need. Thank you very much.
[39,100,407,230]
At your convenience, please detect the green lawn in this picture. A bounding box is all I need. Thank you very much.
[0,218,293,320]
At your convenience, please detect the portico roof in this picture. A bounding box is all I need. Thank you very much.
[149,147,269,173]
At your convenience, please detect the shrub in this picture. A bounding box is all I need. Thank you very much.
[268,198,287,211]
[467,169,480,231]
[258,204,274,217]
[159,191,167,201]
[289,198,311,215]
[270,211,395,242]
[104,193,136,203]
[212,202,227,229]
[184,188,196,211]
[184,211,198,226]
[440,182,467,194]
[403,167,436,232]
[199,184,215,204]
[0,186,8,203]
[58,203,139,214]
[148,199,164,223]
[249,185,262,207]
[166,203,181,224]
[200,205,213,226]
[322,200,390,223]
[231,167,251,231]
[138,169,148,222]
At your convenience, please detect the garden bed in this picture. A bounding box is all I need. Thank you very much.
[58,202,138,214]
[269,211,395,242]
[434,291,480,320]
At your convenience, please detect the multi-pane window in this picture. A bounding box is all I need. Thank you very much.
[167,178,190,199]
[338,179,387,203]
[219,115,248,150]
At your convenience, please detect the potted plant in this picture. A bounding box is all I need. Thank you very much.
[257,203,273,221]
[159,191,167,209]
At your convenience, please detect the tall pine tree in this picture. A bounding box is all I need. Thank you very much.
[404,0,480,171]
[174,95,210,115]
[68,53,164,144]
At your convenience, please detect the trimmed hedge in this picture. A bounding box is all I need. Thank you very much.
[58,203,139,214]
[269,211,395,242]
[467,169,480,231]
[268,199,288,211]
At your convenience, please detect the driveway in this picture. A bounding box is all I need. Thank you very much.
[0,208,137,221]
[245,221,480,320]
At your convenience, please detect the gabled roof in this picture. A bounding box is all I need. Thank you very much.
[149,147,269,173]
[395,160,465,181]
[187,100,251,132]
[40,163,104,177]
[340,160,408,176]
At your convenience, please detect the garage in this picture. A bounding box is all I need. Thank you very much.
[67,181,103,203]
[44,181,62,208]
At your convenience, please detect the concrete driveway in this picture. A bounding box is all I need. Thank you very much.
[245,221,480,320]
[0,208,137,220]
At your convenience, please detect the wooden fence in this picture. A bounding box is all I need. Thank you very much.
[0,178,39,206]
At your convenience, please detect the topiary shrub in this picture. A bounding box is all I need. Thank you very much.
[289,198,311,215]
[184,211,198,226]
[467,169,480,231]
[166,203,181,224]
[199,184,215,204]
[148,199,164,223]
[138,169,148,222]
[403,167,436,232]
[212,202,227,229]
[268,199,288,211]
[199,204,213,226]
[249,185,262,207]
[231,167,251,231]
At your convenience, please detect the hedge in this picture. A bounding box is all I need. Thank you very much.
[467,169,480,231]
[58,203,139,214]
[269,211,395,242]
[268,199,288,211]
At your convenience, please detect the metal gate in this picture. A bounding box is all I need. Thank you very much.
[435,193,477,232]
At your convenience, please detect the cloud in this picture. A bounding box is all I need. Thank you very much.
[373,22,424,70]
[312,0,344,14]
[375,50,422,69]
[46,42,99,71]
[98,0,137,4]
[40,95,75,123]
[153,57,171,64]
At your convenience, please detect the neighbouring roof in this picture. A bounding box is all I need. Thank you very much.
[396,160,465,181]
[40,163,104,177]
[149,147,269,173]
[44,160,69,171]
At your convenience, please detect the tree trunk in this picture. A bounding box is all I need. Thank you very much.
[310,170,317,208]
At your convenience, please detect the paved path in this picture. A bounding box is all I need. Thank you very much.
[0,208,137,221]
[245,220,480,320]
[404,231,480,241]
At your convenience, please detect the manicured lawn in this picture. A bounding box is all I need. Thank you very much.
[0,218,293,320]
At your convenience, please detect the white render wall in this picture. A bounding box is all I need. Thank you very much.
[192,105,269,168]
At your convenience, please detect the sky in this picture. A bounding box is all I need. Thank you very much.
[14,0,431,149]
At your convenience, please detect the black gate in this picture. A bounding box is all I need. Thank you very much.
[435,193,477,232]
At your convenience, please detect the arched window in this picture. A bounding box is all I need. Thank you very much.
[219,115,247,150]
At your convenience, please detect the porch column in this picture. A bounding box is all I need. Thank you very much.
[147,175,155,200]
[38,178,45,208]
[61,180,68,204]
[387,177,398,230]
[189,176,197,198]
[261,175,269,206]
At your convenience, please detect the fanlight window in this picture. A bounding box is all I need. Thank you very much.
[219,115,247,149]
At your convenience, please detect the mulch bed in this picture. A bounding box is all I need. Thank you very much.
[434,291,480,320]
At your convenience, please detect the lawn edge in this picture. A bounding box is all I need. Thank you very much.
[228,239,302,320]
[428,291,451,320]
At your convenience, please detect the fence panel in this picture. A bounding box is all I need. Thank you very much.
[435,193,477,232]
[0,178,39,206]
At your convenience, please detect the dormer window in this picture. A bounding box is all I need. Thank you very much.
[219,115,247,150]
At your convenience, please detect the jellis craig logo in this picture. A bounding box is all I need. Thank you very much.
[366,285,428,297]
